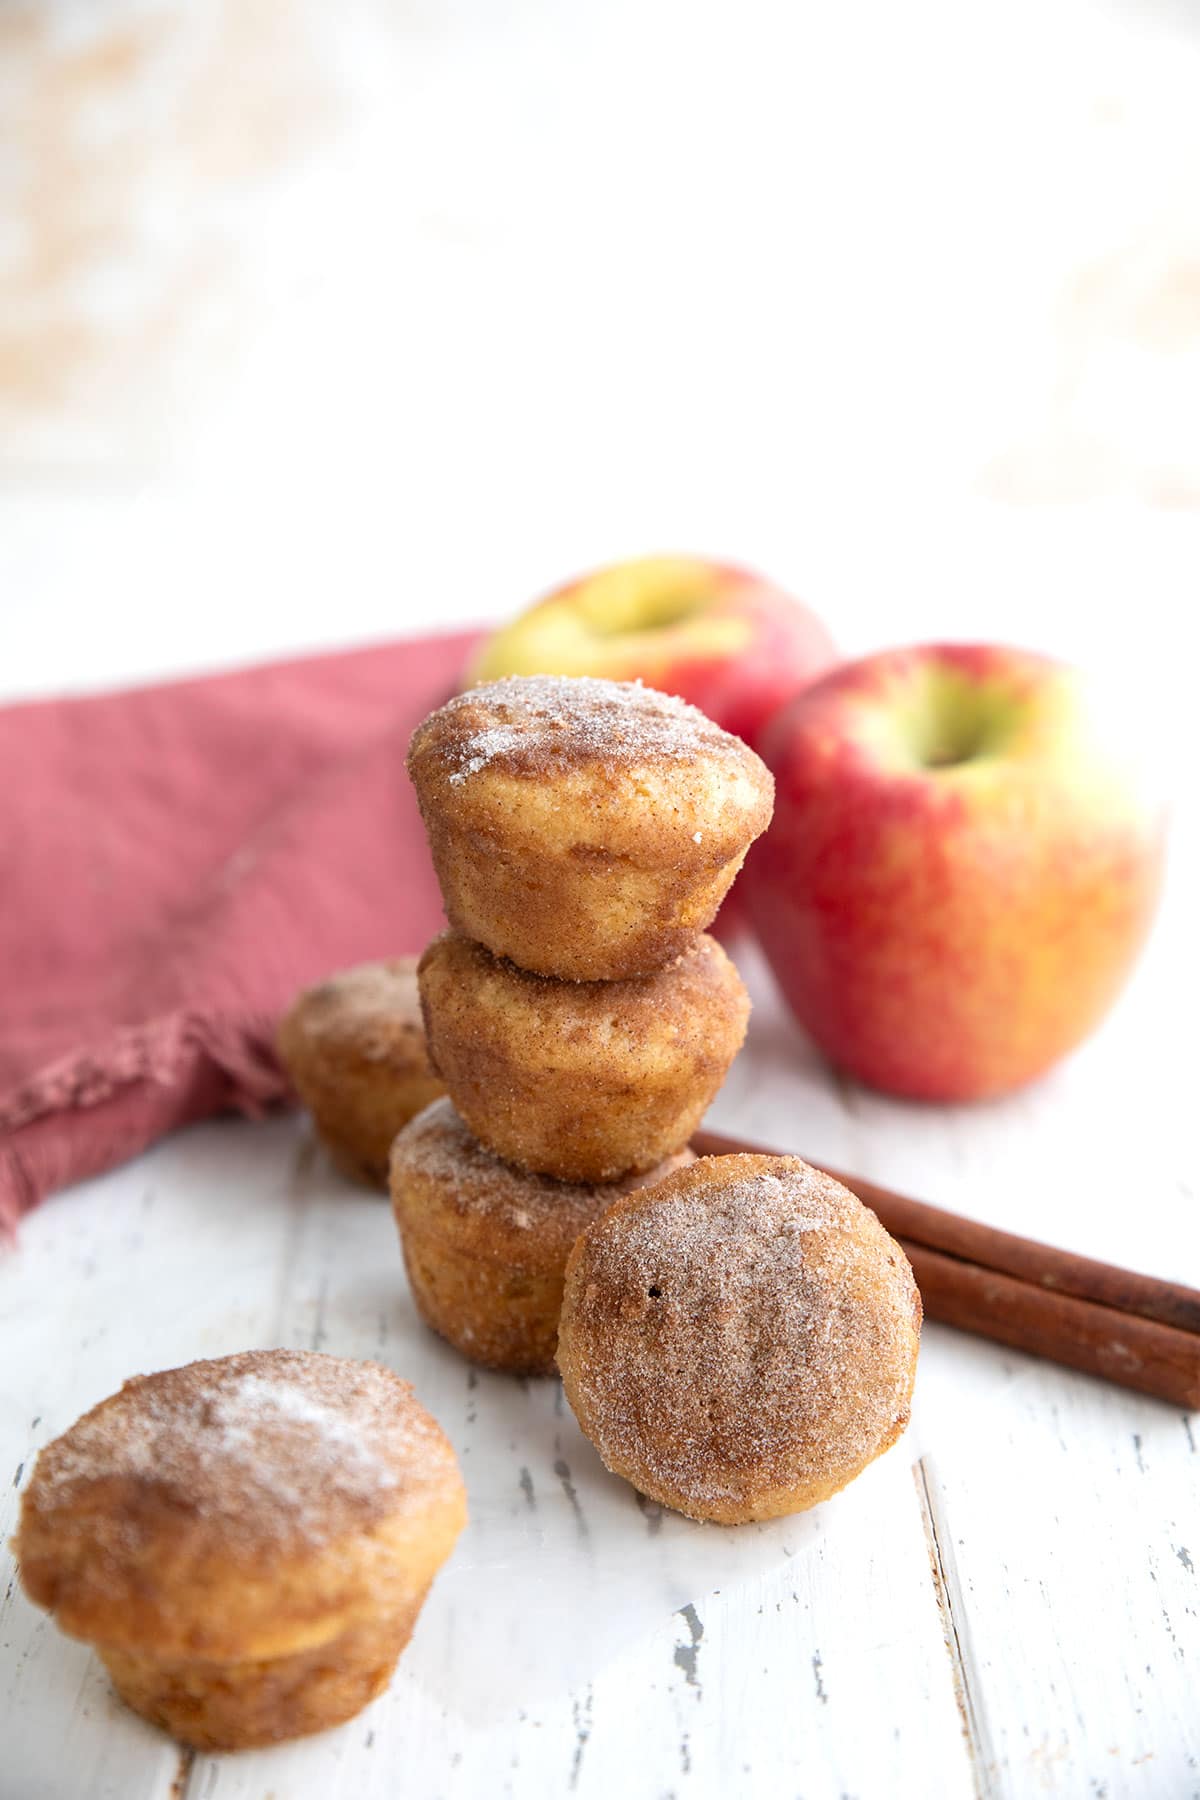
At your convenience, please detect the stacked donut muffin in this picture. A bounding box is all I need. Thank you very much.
[391,675,775,1376]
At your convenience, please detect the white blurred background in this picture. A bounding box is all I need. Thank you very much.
[1,0,1197,697]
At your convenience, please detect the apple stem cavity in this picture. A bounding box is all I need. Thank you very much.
[581,586,706,637]
[905,664,1024,772]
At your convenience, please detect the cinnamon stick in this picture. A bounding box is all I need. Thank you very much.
[691,1129,1200,1409]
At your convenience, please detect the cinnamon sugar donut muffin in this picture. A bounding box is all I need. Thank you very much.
[277,958,444,1187]
[407,676,774,980]
[14,1350,465,1749]
[557,1154,921,1524]
[418,931,750,1182]
[389,1098,695,1375]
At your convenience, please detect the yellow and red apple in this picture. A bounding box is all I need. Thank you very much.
[743,643,1165,1100]
[466,555,837,750]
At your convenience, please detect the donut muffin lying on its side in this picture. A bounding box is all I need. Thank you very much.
[557,1154,921,1524]
[407,675,774,980]
[277,957,445,1187]
[390,1098,694,1375]
[418,930,750,1182]
[14,1350,465,1749]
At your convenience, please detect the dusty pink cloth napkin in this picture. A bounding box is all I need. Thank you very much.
[0,630,478,1231]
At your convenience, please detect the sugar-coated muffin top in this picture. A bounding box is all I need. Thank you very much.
[558,1154,921,1519]
[408,674,769,786]
[391,1096,695,1253]
[19,1350,455,1567]
[406,672,774,980]
[278,958,427,1066]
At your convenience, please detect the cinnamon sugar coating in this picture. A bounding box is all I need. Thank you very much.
[557,1155,921,1524]
[97,1611,417,1751]
[14,1349,465,1748]
[406,676,774,980]
[277,957,445,1188]
[389,1098,695,1375]
[418,931,749,1182]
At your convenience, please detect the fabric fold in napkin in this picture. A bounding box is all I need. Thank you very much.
[0,630,477,1232]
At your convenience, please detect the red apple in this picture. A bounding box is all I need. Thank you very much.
[743,643,1166,1100]
[465,555,837,750]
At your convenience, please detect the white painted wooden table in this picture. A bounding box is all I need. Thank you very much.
[2,2,1199,1794]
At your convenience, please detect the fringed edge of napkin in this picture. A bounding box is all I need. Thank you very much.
[0,1011,290,1238]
